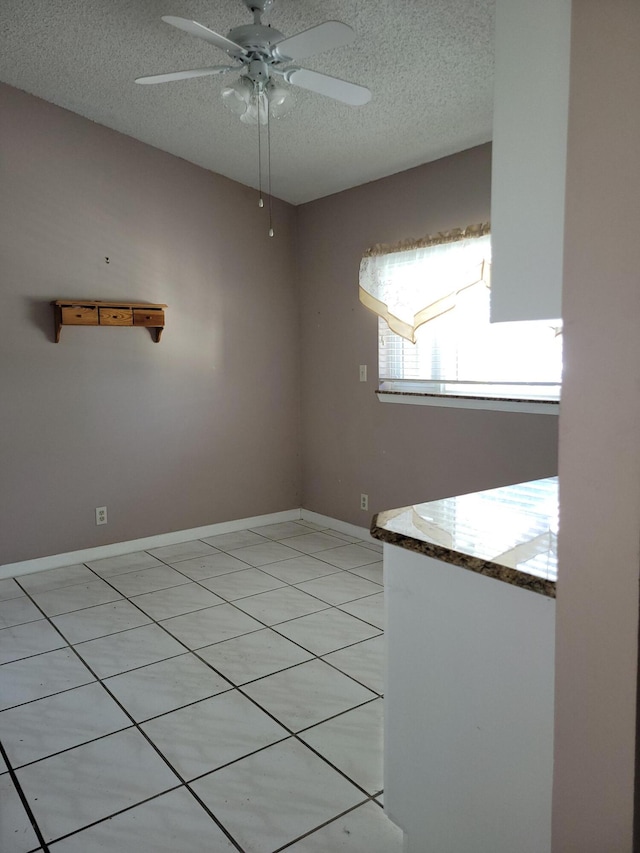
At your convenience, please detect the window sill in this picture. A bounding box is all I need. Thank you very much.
[376,390,560,415]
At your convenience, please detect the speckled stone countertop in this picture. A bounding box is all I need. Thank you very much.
[371,477,557,598]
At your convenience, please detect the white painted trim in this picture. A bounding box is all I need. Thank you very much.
[0,508,302,580]
[300,510,373,542]
[377,392,559,416]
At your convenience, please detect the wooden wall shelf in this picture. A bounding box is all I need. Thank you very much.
[52,300,167,343]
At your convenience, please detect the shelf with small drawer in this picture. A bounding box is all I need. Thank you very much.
[53,300,167,343]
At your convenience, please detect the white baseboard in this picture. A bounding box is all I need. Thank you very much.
[0,508,302,580]
[300,510,372,542]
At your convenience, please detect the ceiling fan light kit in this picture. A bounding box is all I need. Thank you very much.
[136,0,371,233]
[222,77,294,125]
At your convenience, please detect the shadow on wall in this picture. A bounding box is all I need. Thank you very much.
[28,298,56,343]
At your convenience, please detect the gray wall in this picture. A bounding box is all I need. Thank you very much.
[297,144,559,525]
[0,83,300,564]
[553,1,640,849]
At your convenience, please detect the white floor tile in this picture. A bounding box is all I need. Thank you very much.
[106,565,191,597]
[86,551,165,577]
[285,801,403,853]
[0,620,66,665]
[198,628,313,685]
[322,635,385,695]
[17,565,96,595]
[232,586,328,626]
[0,774,40,853]
[0,578,24,601]
[160,603,263,649]
[250,521,315,540]
[201,529,271,551]
[347,562,384,585]
[2,520,388,850]
[0,648,94,712]
[339,593,384,629]
[361,541,384,554]
[142,691,288,780]
[16,729,180,843]
[74,623,185,678]
[198,568,286,601]
[228,541,304,567]
[47,787,236,852]
[242,659,376,732]
[29,580,122,617]
[260,554,341,584]
[295,519,328,531]
[274,608,381,656]
[0,597,44,629]
[51,600,151,644]
[324,531,363,544]
[283,531,352,554]
[104,653,231,722]
[191,738,364,853]
[147,540,219,564]
[0,682,131,768]
[299,700,384,794]
[131,583,224,620]
[315,545,383,570]
[171,553,251,581]
[294,572,383,605]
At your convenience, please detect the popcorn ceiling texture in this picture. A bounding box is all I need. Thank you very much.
[0,0,494,204]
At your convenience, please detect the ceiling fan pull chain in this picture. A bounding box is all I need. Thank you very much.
[257,83,264,209]
[267,96,274,237]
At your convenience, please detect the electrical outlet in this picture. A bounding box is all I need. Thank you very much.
[360,493,369,511]
[95,506,108,525]
[359,364,367,382]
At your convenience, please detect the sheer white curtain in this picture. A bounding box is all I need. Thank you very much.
[359,227,491,343]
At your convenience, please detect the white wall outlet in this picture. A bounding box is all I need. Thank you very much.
[95,506,108,525]
[359,364,368,382]
[360,493,369,511]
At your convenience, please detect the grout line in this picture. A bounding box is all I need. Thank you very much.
[2,578,383,705]
[272,797,373,852]
[90,553,388,804]
[2,524,387,851]
[1,578,381,711]
[32,783,246,853]
[291,693,381,737]
[0,740,50,852]
[181,786,245,853]
[6,586,247,850]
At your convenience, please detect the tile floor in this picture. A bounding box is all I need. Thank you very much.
[0,519,404,853]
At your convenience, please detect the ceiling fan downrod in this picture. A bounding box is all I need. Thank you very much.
[243,0,274,25]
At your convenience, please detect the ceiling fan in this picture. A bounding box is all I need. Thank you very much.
[135,0,372,122]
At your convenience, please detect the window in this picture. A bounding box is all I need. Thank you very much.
[359,226,562,411]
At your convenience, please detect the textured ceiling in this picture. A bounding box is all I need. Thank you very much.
[0,0,495,204]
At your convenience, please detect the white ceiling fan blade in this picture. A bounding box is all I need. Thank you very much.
[272,21,354,61]
[284,68,371,106]
[161,16,247,57]
[135,66,234,85]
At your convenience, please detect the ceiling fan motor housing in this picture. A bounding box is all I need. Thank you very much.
[226,24,284,57]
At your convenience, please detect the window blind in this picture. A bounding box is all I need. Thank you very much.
[378,283,562,402]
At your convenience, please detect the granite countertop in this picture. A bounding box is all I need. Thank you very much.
[371,477,557,598]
